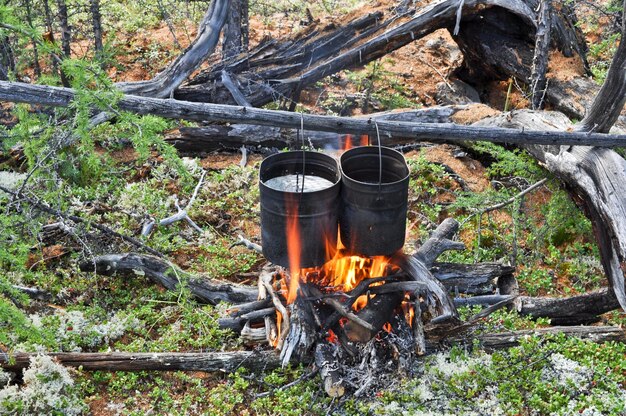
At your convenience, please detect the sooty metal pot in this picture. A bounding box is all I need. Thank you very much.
[259,151,341,268]
[339,146,409,257]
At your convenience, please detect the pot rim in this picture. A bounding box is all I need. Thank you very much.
[260,150,341,195]
[340,145,409,187]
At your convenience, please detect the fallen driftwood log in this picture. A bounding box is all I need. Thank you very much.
[3,326,622,373]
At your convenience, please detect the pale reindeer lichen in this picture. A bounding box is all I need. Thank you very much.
[0,355,86,415]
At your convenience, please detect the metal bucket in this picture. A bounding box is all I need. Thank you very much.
[339,146,409,256]
[259,151,341,268]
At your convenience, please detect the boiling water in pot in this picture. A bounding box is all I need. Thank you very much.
[264,174,334,193]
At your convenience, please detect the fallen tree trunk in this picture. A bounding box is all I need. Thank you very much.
[0,350,285,373]
[3,326,622,372]
[5,81,626,147]
[164,106,465,153]
[432,262,515,295]
[455,1,626,311]
[445,325,626,351]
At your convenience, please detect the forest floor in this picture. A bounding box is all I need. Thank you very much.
[1,0,626,415]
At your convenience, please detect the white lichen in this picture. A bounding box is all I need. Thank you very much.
[0,355,86,415]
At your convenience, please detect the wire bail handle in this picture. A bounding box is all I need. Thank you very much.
[374,120,383,198]
[296,113,306,195]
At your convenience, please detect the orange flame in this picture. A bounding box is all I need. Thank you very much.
[402,298,415,328]
[360,134,369,146]
[342,134,353,151]
[285,193,301,304]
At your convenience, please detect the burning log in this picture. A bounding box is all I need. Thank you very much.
[343,291,405,343]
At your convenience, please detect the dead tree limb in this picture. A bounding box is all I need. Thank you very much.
[6,81,626,147]
[78,253,257,304]
[3,327,622,373]
[458,326,626,351]
[0,184,165,258]
[116,0,230,98]
[530,0,552,109]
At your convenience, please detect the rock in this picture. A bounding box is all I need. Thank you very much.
[435,79,481,105]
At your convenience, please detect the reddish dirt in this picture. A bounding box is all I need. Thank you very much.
[421,144,491,193]
[450,104,500,125]
[547,51,585,81]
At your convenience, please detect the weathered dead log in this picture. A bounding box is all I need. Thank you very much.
[79,253,257,304]
[165,107,459,153]
[456,0,626,311]
[176,0,537,106]
[432,262,515,295]
[456,325,626,351]
[6,81,626,147]
[0,351,287,373]
[455,287,621,325]
[515,287,621,325]
[4,327,621,373]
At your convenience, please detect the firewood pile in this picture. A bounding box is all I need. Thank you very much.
[218,219,510,397]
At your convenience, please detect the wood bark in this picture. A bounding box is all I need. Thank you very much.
[6,81,626,148]
[314,342,345,397]
[90,0,104,64]
[529,0,551,109]
[446,325,626,351]
[222,0,248,59]
[432,262,514,295]
[56,0,71,86]
[3,327,621,373]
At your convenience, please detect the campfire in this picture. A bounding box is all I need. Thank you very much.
[228,143,463,397]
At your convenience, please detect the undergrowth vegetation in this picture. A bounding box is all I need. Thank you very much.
[1,0,625,414]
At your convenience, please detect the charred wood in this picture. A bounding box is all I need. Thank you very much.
[343,291,404,343]
[314,342,345,398]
